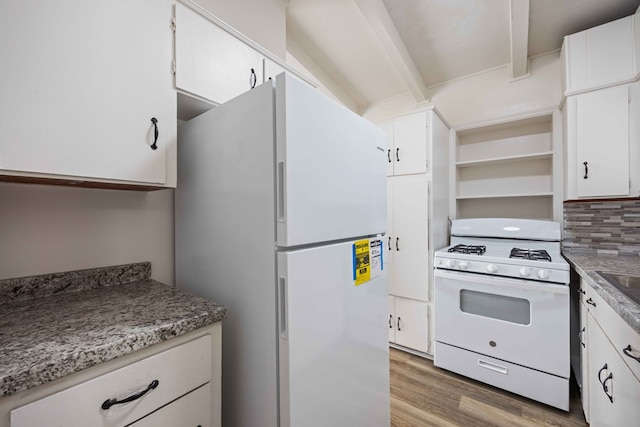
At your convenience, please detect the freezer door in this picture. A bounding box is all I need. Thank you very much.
[275,73,387,247]
[277,239,390,427]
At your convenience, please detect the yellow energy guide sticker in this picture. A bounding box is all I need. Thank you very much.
[353,239,371,286]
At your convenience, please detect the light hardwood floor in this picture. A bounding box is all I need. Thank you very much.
[390,348,588,427]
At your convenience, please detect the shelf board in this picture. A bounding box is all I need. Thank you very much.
[456,151,553,168]
[456,192,553,200]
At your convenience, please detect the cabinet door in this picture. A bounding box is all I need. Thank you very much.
[175,3,263,105]
[564,16,634,94]
[580,300,590,423]
[588,315,640,427]
[393,112,427,175]
[390,175,429,301]
[0,0,174,184]
[576,84,630,197]
[394,297,429,353]
[131,384,213,427]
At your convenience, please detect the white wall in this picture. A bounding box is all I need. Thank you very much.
[0,183,174,285]
[193,0,286,58]
[362,52,562,127]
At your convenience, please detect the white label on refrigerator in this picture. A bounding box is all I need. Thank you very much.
[353,238,383,286]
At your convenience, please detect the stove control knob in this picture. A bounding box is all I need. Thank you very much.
[519,267,532,277]
[445,259,456,268]
[486,264,498,273]
[537,269,550,280]
[458,261,469,270]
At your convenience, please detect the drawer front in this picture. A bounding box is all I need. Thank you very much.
[131,383,212,427]
[11,335,211,427]
[586,285,640,382]
[434,342,569,411]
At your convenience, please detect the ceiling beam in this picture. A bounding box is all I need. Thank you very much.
[509,0,530,79]
[354,0,428,103]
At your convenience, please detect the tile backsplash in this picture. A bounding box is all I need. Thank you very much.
[563,199,640,256]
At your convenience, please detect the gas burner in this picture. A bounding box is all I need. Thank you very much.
[448,244,486,255]
[510,248,552,262]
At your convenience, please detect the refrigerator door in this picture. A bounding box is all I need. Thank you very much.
[277,239,390,427]
[275,73,387,247]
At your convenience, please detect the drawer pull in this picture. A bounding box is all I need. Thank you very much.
[623,345,640,363]
[586,297,596,307]
[101,379,159,410]
[578,327,586,348]
[478,359,508,375]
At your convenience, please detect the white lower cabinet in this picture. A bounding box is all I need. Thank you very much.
[131,384,212,427]
[579,296,590,423]
[3,324,221,427]
[587,315,640,427]
[388,296,429,353]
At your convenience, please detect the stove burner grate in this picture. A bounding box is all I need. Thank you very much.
[448,244,486,255]
[510,248,552,262]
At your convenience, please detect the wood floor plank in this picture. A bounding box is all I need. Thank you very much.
[390,348,588,427]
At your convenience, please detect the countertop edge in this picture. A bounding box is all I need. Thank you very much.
[562,251,640,335]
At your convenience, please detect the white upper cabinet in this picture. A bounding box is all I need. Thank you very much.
[174,3,263,105]
[0,0,175,187]
[575,84,631,197]
[562,15,637,96]
[564,81,639,199]
[382,112,429,176]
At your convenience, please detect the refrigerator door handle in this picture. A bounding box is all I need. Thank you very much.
[277,162,286,223]
[278,277,288,339]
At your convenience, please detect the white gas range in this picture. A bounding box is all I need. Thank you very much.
[433,218,571,411]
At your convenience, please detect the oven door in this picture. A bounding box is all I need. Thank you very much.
[434,269,569,378]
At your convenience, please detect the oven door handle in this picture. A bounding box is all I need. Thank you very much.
[434,269,569,294]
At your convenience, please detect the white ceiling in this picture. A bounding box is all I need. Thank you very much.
[286,0,640,110]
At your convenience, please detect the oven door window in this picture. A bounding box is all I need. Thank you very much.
[460,289,531,325]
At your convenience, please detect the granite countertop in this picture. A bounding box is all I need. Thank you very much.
[562,250,640,335]
[0,262,227,397]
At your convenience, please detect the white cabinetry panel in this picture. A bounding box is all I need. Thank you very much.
[391,297,429,353]
[563,15,636,95]
[576,85,630,197]
[175,3,263,105]
[11,336,212,427]
[131,384,212,427]
[588,315,640,427]
[389,175,429,301]
[0,0,174,185]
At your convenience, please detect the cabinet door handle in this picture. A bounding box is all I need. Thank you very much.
[598,364,614,403]
[397,316,401,331]
[586,297,596,307]
[389,314,393,329]
[578,327,585,348]
[583,161,588,179]
[387,236,391,251]
[388,149,392,163]
[250,68,257,89]
[101,379,159,410]
[623,345,640,363]
[577,288,586,295]
[150,117,159,150]
[396,148,400,162]
[395,237,399,251]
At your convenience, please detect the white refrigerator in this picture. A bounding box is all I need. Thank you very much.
[176,73,389,427]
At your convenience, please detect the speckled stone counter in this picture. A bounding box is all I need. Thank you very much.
[562,251,640,335]
[0,262,227,397]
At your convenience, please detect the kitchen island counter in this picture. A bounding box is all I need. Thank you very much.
[0,262,227,397]
[563,251,640,334]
